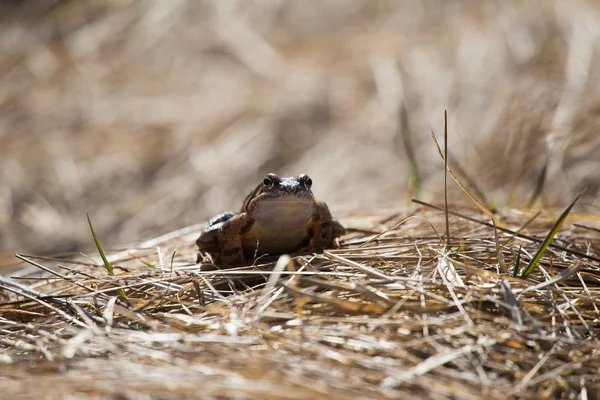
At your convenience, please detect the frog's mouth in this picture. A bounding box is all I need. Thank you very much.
[261,198,311,203]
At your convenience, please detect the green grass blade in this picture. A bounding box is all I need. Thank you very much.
[520,192,582,279]
[87,212,114,275]
[87,213,126,298]
[513,245,521,277]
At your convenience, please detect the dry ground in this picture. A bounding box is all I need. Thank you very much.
[1,205,600,399]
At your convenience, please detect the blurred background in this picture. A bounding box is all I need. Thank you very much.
[1,0,599,262]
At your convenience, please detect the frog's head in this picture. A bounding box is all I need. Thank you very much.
[260,173,314,198]
[242,173,317,221]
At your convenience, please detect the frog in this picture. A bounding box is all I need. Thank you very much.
[196,173,345,267]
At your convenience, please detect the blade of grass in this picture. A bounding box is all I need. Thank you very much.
[520,192,583,279]
[443,110,450,246]
[513,245,521,277]
[87,212,114,275]
[87,212,126,298]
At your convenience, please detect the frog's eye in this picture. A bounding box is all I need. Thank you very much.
[263,176,274,187]
[304,176,313,189]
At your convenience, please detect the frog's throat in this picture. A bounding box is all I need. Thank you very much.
[251,199,314,231]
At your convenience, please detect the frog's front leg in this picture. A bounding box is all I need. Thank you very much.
[303,202,345,253]
[197,213,256,267]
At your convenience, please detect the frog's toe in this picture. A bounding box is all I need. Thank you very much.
[196,249,217,265]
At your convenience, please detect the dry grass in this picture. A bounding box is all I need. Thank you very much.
[2,204,599,399]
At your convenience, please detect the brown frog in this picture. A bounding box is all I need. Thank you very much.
[196,173,345,267]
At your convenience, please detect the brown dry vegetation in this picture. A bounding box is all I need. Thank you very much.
[2,206,600,399]
[1,0,600,399]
